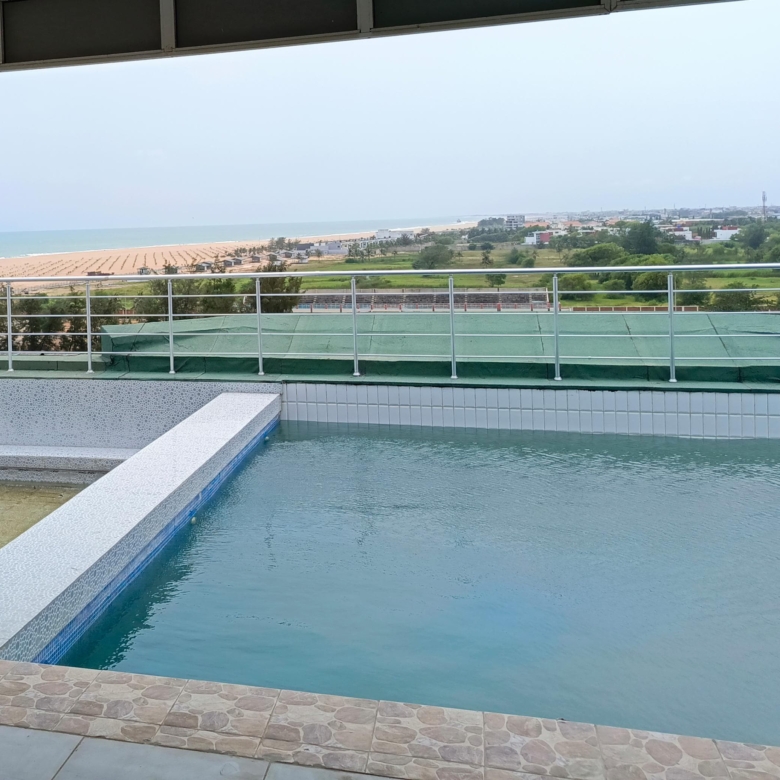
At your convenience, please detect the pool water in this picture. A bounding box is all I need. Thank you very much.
[64,423,780,744]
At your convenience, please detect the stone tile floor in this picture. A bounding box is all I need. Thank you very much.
[0,663,778,780]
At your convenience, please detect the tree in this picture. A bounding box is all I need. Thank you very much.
[412,244,453,270]
[632,271,667,294]
[570,243,628,267]
[677,287,709,307]
[738,223,767,250]
[622,222,660,255]
[481,250,493,266]
[558,274,591,292]
[507,248,522,265]
[487,273,507,287]
[249,262,301,313]
[707,283,759,312]
[520,252,536,269]
[480,242,495,251]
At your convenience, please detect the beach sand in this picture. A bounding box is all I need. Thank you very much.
[0,222,476,291]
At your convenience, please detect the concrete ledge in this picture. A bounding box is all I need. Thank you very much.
[0,378,283,449]
[0,445,139,484]
[0,392,281,662]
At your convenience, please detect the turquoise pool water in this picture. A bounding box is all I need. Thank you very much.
[64,423,780,744]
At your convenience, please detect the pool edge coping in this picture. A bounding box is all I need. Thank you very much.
[0,663,775,780]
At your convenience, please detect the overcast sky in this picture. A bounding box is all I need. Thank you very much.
[0,0,777,232]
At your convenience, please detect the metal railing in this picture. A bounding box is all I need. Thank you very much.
[0,261,778,382]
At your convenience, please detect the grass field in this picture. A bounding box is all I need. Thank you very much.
[38,244,780,310]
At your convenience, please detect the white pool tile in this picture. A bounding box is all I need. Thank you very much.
[703,414,717,437]
[690,414,704,437]
[755,415,769,438]
[580,411,593,433]
[716,415,729,438]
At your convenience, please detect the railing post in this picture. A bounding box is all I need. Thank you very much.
[668,272,677,383]
[85,281,93,374]
[351,276,360,377]
[5,283,13,373]
[449,275,457,380]
[167,279,175,375]
[553,274,562,381]
[255,276,264,376]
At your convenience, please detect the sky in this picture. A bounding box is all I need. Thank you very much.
[0,0,778,232]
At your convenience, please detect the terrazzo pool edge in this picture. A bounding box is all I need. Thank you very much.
[0,392,281,663]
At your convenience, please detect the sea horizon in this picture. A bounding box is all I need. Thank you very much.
[0,217,471,259]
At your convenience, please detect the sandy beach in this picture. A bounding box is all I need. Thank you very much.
[0,222,476,290]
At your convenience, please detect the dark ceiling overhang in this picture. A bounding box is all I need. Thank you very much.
[0,0,740,72]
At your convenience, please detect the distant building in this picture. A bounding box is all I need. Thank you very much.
[714,228,740,241]
[313,240,348,256]
[524,231,553,246]
[505,215,525,231]
[138,267,151,275]
[376,228,417,242]
[195,261,213,272]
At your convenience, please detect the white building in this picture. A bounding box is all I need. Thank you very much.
[506,214,525,231]
[714,228,740,241]
[375,228,417,242]
[313,240,348,256]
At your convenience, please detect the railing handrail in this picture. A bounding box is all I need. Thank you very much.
[0,260,779,284]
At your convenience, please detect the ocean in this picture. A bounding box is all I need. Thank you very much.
[0,217,468,258]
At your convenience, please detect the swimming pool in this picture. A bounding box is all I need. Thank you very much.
[63,422,780,745]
